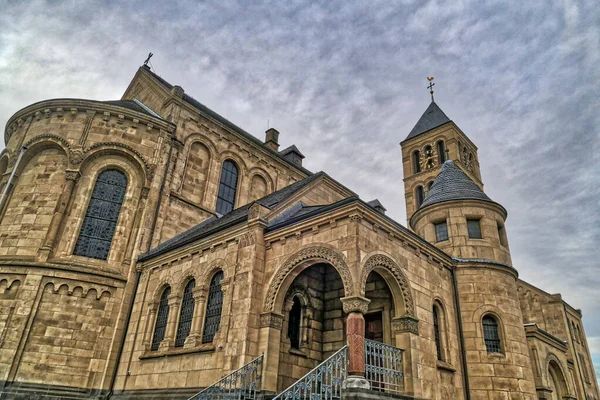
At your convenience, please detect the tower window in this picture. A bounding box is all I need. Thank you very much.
[433,305,443,360]
[427,181,434,191]
[497,223,508,247]
[413,151,421,174]
[288,296,302,349]
[416,186,425,208]
[202,271,224,344]
[482,315,502,353]
[434,221,448,242]
[467,219,482,239]
[436,141,445,164]
[424,145,434,169]
[216,160,239,215]
[74,169,128,260]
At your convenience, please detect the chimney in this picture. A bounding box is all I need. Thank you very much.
[265,128,280,151]
[367,199,387,215]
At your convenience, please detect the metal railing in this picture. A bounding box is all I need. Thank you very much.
[188,354,263,400]
[273,346,348,400]
[364,338,404,394]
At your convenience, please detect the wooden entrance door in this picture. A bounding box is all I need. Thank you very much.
[364,311,385,391]
[365,311,383,342]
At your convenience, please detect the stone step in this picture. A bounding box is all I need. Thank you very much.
[0,382,94,399]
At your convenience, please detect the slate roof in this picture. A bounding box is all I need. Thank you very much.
[279,145,305,158]
[402,101,451,143]
[139,172,327,261]
[417,160,501,211]
[102,100,164,120]
[141,67,312,175]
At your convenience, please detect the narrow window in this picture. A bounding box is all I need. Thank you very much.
[416,186,425,208]
[579,353,590,383]
[433,305,443,360]
[424,145,434,169]
[467,218,482,239]
[151,287,171,351]
[202,271,224,344]
[216,161,238,215]
[288,296,302,349]
[482,315,502,353]
[497,223,507,247]
[437,141,445,164]
[74,169,128,260]
[435,221,449,242]
[175,279,195,347]
[413,151,421,174]
[427,181,434,191]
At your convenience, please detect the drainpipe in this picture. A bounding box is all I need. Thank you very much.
[106,134,175,398]
[451,267,471,400]
[0,146,27,211]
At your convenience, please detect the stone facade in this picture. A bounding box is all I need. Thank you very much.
[0,66,596,400]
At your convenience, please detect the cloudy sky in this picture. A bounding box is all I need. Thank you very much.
[1,0,599,383]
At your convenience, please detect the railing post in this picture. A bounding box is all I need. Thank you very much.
[341,296,371,390]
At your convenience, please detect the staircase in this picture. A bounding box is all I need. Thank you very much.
[187,354,263,400]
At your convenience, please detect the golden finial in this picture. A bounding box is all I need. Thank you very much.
[427,77,435,102]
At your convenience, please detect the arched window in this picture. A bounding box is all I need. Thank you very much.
[288,296,302,349]
[216,161,239,215]
[202,271,224,344]
[424,145,434,169]
[151,286,171,351]
[433,304,444,360]
[74,169,128,260]
[416,186,425,208]
[412,151,421,174]
[482,315,502,353]
[437,141,445,164]
[427,181,434,191]
[175,279,195,347]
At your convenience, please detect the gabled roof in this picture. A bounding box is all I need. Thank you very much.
[279,145,305,159]
[417,160,501,210]
[402,101,451,142]
[139,172,330,261]
[138,66,312,175]
[102,100,163,119]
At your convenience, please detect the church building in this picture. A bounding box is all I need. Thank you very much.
[0,64,597,400]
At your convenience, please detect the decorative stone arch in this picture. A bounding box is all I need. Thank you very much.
[219,150,248,176]
[82,143,150,185]
[284,284,314,311]
[175,267,202,295]
[545,353,571,397]
[0,151,10,177]
[248,167,274,193]
[360,253,414,316]
[152,275,176,303]
[264,244,354,313]
[13,135,70,178]
[183,133,219,160]
[472,304,507,352]
[200,259,229,292]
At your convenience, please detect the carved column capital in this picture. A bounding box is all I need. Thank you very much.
[392,314,419,335]
[260,312,284,330]
[340,296,371,314]
[140,186,151,199]
[148,301,158,313]
[65,170,81,182]
[167,296,181,308]
[192,288,207,302]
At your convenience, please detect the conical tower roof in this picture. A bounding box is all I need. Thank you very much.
[403,101,451,142]
[418,160,499,210]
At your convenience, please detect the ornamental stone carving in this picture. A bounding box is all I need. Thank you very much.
[341,296,371,314]
[392,315,419,335]
[259,312,284,330]
[360,254,414,315]
[264,245,354,312]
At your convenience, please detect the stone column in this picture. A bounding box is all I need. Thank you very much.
[184,287,207,348]
[160,296,181,350]
[37,170,80,261]
[258,312,284,394]
[392,314,420,396]
[143,301,158,351]
[341,296,371,389]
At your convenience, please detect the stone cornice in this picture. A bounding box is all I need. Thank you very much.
[5,98,175,144]
[410,198,508,230]
[524,323,568,352]
[454,259,518,280]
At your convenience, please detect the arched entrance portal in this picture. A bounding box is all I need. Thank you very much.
[548,360,569,400]
[364,271,395,345]
[277,263,346,392]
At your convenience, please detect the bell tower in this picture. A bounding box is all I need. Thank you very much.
[400,81,483,224]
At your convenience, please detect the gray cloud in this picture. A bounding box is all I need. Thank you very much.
[1,0,599,379]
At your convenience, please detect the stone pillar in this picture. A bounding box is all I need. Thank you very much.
[161,296,181,350]
[258,312,284,394]
[37,170,80,261]
[143,301,158,351]
[392,314,420,396]
[341,296,371,390]
[184,288,207,348]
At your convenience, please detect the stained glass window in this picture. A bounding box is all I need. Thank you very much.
[416,186,425,208]
[216,161,238,215]
[435,221,448,242]
[467,219,482,239]
[288,297,302,349]
[151,287,171,351]
[433,305,443,360]
[482,315,502,353]
[175,279,195,347]
[202,271,224,344]
[74,169,127,260]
